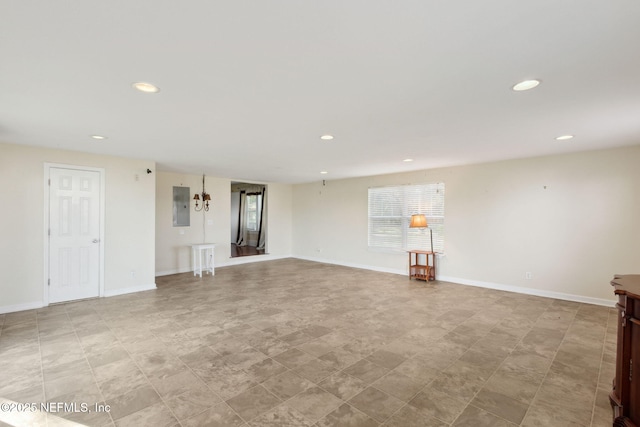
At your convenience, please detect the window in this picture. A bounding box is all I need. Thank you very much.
[246,194,261,231]
[368,183,445,252]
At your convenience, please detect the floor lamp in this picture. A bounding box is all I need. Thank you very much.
[409,214,433,253]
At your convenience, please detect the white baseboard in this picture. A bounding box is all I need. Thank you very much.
[436,275,616,307]
[294,255,405,276]
[1,285,158,315]
[0,301,44,315]
[155,267,192,277]
[293,256,616,307]
[103,283,157,297]
[155,254,292,277]
[218,253,291,267]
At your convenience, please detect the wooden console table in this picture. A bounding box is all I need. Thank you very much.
[407,250,436,281]
[610,274,640,427]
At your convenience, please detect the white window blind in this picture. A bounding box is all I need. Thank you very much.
[368,183,445,252]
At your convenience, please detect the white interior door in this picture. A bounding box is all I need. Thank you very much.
[48,167,101,303]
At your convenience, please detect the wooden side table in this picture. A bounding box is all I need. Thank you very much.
[407,250,436,281]
[191,243,216,277]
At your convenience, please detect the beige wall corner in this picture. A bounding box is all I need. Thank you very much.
[0,142,156,312]
[292,145,640,304]
[155,172,293,275]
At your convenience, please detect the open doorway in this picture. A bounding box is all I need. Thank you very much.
[230,182,267,258]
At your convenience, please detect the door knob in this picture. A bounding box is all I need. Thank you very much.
[92,239,100,243]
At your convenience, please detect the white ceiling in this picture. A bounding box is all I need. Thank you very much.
[1,1,639,184]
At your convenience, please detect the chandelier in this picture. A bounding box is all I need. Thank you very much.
[193,174,211,212]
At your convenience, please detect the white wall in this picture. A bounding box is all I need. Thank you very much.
[3,140,634,313]
[292,146,640,305]
[0,142,156,313]
[230,191,240,242]
[265,182,294,260]
[155,172,293,275]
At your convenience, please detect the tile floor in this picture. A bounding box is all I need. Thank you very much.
[0,258,616,426]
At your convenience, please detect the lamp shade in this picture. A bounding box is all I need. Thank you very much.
[409,214,428,228]
[193,194,200,201]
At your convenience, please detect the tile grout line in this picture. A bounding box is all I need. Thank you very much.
[590,308,615,427]
[228,326,391,425]
[350,303,491,426]
[208,326,290,426]
[517,304,582,426]
[361,332,460,425]
[3,263,617,427]
[35,311,48,427]
[447,297,556,426]
[68,303,116,426]
[323,350,402,422]
[225,322,357,424]
[97,309,192,426]
[183,318,313,426]
[163,324,243,427]
[363,309,500,425]
[238,346,341,425]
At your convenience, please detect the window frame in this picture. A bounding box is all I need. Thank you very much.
[367,183,445,253]
[245,193,261,232]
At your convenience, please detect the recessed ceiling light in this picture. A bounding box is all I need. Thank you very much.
[512,80,541,91]
[320,135,334,140]
[320,171,328,174]
[132,82,160,93]
[403,158,413,162]
[555,135,574,140]
[91,135,106,140]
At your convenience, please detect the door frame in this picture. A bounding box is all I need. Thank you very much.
[43,163,106,306]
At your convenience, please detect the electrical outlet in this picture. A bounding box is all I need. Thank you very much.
[130,270,136,278]
[316,248,322,252]
[525,272,533,279]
